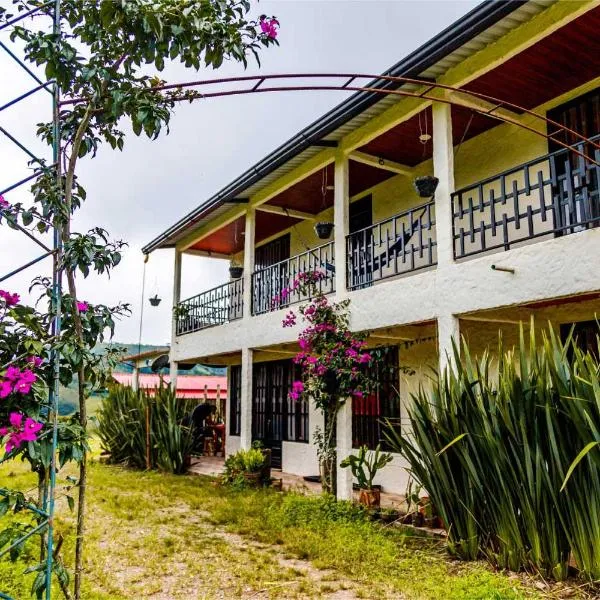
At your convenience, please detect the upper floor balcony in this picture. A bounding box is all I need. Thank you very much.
[172,82,600,340]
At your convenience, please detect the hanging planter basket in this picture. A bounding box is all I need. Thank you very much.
[149,294,162,307]
[314,222,334,240]
[229,266,244,279]
[413,176,439,198]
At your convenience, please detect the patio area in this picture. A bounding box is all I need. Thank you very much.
[188,456,406,509]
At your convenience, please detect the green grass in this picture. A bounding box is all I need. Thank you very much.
[0,458,550,599]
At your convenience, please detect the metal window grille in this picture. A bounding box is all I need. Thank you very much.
[176,279,243,335]
[252,241,335,315]
[228,365,242,436]
[352,346,400,450]
[346,201,436,291]
[452,134,600,259]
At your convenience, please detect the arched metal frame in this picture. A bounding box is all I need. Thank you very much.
[61,72,600,165]
[0,2,61,599]
[1,7,599,599]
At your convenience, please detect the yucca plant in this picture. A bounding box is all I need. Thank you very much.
[97,384,195,475]
[386,322,600,581]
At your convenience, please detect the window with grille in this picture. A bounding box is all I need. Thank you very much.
[229,365,242,436]
[352,346,400,450]
[560,320,600,360]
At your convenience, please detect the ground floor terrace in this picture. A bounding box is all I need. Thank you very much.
[178,291,600,497]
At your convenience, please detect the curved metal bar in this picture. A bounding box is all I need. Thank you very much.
[59,72,600,165]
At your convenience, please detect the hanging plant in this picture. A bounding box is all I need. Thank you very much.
[149,294,162,307]
[314,222,334,240]
[229,265,244,279]
[413,176,439,198]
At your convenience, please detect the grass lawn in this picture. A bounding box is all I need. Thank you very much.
[1,458,554,599]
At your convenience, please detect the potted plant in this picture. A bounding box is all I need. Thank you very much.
[413,175,439,198]
[252,440,272,483]
[314,221,334,240]
[149,294,162,306]
[229,262,244,279]
[340,444,393,509]
[223,448,266,487]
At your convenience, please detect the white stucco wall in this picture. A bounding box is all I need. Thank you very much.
[226,435,240,457]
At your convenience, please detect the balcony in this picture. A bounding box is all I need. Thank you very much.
[452,136,600,259]
[346,201,436,290]
[176,279,243,335]
[252,241,335,315]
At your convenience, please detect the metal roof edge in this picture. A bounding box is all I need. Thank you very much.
[142,0,526,255]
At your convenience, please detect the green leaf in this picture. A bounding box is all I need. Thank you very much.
[436,433,468,456]
[560,441,600,492]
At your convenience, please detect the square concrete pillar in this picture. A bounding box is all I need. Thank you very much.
[334,153,350,299]
[240,347,253,450]
[336,399,353,500]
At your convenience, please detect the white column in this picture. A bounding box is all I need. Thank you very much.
[240,347,253,450]
[132,365,140,392]
[333,153,350,299]
[438,313,460,376]
[336,399,353,500]
[170,249,183,392]
[432,102,455,268]
[243,208,256,318]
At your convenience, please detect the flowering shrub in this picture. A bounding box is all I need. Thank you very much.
[280,271,373,495]
[0,413,43,453]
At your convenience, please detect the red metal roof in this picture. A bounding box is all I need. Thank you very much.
[112,374,227,400]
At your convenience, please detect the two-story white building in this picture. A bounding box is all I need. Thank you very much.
[143,0,600,496]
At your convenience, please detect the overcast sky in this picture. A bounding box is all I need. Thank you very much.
[0,0,479,347]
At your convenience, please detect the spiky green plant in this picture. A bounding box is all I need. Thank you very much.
[386,323,600,581]
[97,384,195,475]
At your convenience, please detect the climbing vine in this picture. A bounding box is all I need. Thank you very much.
[0,1,279,597]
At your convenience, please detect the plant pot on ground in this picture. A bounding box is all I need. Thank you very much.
[340,444,393,510]
[314,222,334,240]
[413,175,439,198]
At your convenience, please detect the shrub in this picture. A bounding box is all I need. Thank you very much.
[387,324,600,581]
[97,384,194,474]
[223,448,267,487]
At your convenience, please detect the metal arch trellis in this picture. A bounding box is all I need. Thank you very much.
[0,6,599,599]
[0,1,62,599]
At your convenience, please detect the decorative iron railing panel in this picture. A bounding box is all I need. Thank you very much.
[452,136,600,259]
[176,279,243,335]
[346,201,436,291]
[252,241,335,315]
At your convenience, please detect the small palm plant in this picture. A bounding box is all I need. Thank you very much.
[341,444,393,508]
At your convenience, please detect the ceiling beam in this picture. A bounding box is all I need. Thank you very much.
[184,249,231,259]
[256,204,316,221]
[349,151,414,177]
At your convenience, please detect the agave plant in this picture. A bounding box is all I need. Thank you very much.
[386,323,600,581]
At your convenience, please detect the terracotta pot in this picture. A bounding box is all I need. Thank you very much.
[314,222,334,240]
[358,487,381,509]
[242,471,262,486]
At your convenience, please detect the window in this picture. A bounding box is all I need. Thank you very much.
[547,88,600,234]
[560,320,599,360]
[228,365,242,436]
[352,346,400,450]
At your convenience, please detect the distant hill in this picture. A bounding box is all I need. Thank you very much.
[97,342,226,376]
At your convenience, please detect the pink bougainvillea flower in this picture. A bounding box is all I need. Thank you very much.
[76,301,89,312]
[0,290,20,307]
[1,412,43,453]
[0,195,8,209]
[0,381,12,399]
[13,369,36,394]
[27,356,43,368]
[21,417,43,441]
[260,16,279,39]
[282,311,296,328]
[4,366,21,381]
[357,353,372,364]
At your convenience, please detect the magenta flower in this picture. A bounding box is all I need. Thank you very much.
[0,195,8,209]
[357,353,372,364]
[27,356,43,368]
[76,301,89,312]
[282,311,297,328]
[13,369,36,394]
[0,381,12,399]
[1,412,43,453]
[260,16,279,39]
[5,366,21,381]
[0,290,20,307]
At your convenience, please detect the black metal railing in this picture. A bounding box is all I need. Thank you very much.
[175,279,243,335]
[252,241,335,315]
[452,135,600,259]
[346,201,436,290]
